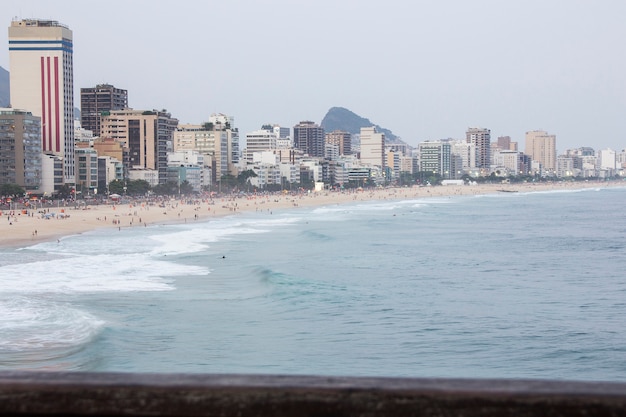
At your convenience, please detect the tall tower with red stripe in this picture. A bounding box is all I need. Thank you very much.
[9,19,75,184]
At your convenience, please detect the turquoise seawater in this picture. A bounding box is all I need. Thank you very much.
[1,186,626,381]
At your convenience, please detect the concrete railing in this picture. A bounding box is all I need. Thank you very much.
[1,372,625,416]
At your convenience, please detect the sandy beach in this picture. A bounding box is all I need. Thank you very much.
[0,181,618,248]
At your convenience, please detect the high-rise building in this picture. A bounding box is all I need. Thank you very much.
[466,127,491,170]
[359,126,385,168]
[0,108,42,190]
[497,136,511,150]
[525,130,556,172]
[494,150,522,175]
[173,114,240,183]
[597,148,616,171]
[451,140,476,171]
[9,19,75,183]
[293,121,325,158]
[208,113,240,179]
[325,130,352,156]
[74,147,99,194]
[418,140,451,178]
[245,128,277,162]
[81,84,128,137]
[617,150,626,169]
[100,109,178,184]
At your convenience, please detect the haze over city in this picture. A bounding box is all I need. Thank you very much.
[1,0,625,151]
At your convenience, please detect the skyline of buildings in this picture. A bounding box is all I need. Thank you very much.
[1,18,626,195]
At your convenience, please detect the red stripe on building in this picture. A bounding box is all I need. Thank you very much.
[54,57,61,153]
[47,57,52,151]
[40,57,46,150]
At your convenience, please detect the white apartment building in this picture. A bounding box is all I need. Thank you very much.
[325,142,340,161]
[245,128,277,161]
[330,155,361,186]
[466,127,491,169]
[597,148,616,170]
[581,155,597,177]
[74,120,94,144]
[98,155,124,193]
[247,163,281,189]
[451,140,476,171]
[40,153,63,195]
[75,147,98,193]
[128,168,159,187]
[279,162,300,185]
[616,149,626,169]
[493,150,521,175]
[9,19,76,183]
[300,159,324,183]
[359,127,385,168]
[167,150,210,191]
[241,151,300,188]
[556,155,575,178]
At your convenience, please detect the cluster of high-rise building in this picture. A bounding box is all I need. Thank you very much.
[1,18,625,196]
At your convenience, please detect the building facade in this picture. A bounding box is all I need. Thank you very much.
[418,140,452,178]
[208,113,240,180]
[245,128,277,161]
[100,109,178,184]
[9,19,75,183]
[597,148,616,173]
[325,130,352,156]
[466,127,491,170]
[80,84,128,137]
[167,149,209,191]
[97,155,124,194]
[0,108,42,190]
[525,130,556,173]
[293,121,325,158]
[359,127,385,169]
[493,150,522,176]
[75,147,99,195]
[173,116,240,184]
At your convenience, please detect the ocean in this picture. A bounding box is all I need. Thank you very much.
[1,185,626,381]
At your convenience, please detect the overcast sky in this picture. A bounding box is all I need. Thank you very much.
[2,0,625,151]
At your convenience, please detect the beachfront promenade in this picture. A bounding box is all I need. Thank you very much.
[0,182,620,248]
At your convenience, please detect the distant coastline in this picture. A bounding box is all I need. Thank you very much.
[1,181,622,249]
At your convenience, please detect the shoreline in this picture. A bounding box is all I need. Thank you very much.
[0,181,622,249]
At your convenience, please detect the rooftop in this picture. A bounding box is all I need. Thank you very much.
[11,18,69,29]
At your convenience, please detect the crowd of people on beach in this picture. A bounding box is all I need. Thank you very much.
[1,181,623,247]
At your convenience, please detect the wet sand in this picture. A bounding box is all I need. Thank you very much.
[0,182,617,248]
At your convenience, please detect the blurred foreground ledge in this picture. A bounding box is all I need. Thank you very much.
[1,372,626,416]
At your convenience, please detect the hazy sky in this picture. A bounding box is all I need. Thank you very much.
[2,0,625,151]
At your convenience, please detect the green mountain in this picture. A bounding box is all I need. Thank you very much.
[0,66,9,107]
[320,106,401,142]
